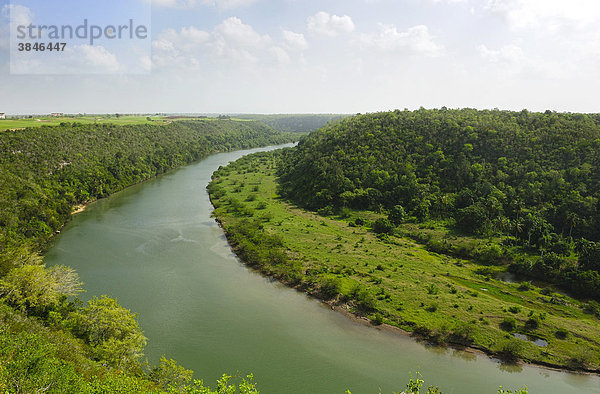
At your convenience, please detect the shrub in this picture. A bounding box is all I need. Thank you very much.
[508,306,521,314]
[450,322,475,345]
[388,205,407,225]
[500,317,517,331]
[524,317,540,331]
[350,284,377,311]
[426,284,439,295]
[372,218,394,234]
[583,301,600,317]
[517,282,532,291]
[372,313,384,325]
[555,328,569,339]
[499,339,524,362]
[319,276,342,299]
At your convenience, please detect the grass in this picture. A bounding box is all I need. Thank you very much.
[208,151,600,371]
[0,115,171,131]
[0,115,267,132]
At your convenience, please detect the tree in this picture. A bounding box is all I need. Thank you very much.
[388,205,407,225]
[0,264,82,314]
[373,218,394,234]
[577,240,600,272]
[68,296,146,367]
[150,357,193,390]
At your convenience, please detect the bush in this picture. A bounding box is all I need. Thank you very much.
[524,316,540,331]
[319,276,342,299]
[555,328,569,339]
[372,218,394,234]
[426,284,439,295]
[449,322,475,345]
[583,300,600,317]
[350,284,377,311]
[372,313,384,325]
[508,306,521,314]
[388,205,406,225]
[500,316,517,331]
[499,339,524,362]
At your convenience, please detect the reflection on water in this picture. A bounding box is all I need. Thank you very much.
[452,349,477,363]
[498,361,524,374]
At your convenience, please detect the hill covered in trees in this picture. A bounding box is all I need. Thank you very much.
[0,119,292,391]
[235,114,347,133]
[278,109,600,300]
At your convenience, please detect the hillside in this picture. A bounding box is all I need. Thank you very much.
[278,109,600,300]
[234,114,348,133]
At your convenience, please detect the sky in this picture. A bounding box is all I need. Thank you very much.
[0,0,600,114]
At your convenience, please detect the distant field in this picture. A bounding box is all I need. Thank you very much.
[0,115,169,131]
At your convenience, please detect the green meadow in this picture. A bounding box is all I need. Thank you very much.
[0,115,169,131]
[209,150,600,371]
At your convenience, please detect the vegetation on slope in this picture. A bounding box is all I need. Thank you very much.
[0,120,293,391]
[209,148,600,371]
[278,109,600,301]
[234,114,348,133]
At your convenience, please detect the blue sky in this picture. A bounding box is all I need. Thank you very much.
[1,0,600,114]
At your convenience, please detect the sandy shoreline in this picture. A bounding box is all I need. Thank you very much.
[71,203,89,215]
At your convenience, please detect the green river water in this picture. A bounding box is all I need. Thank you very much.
[44,145,600,393]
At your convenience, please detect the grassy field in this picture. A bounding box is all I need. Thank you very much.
[0,115,171,131]
[208,150,600,372]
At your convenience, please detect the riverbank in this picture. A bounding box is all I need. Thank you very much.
[208,150,600,374]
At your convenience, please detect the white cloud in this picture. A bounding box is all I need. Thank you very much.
[269,46,291,65]
[485,0,600,33]
[214,17,271,49]
[361,24,444,57]
[151,17,299,72]
[282,30,308,51]
[1,4,33,50]
[2,4,33,26]
[74,45,121,73]
[478,44,523,64]
[307,12,355,37]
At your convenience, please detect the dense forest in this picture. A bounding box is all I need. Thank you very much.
[234,114,347,133]
[278,109,600,300]
[0,119,292,391]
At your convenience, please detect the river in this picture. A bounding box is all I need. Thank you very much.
[44,144,600,393]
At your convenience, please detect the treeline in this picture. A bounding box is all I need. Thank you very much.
[0,119,291,251]
[235,114,347,133]
[0,119,291,391]
[278,108,600,299]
